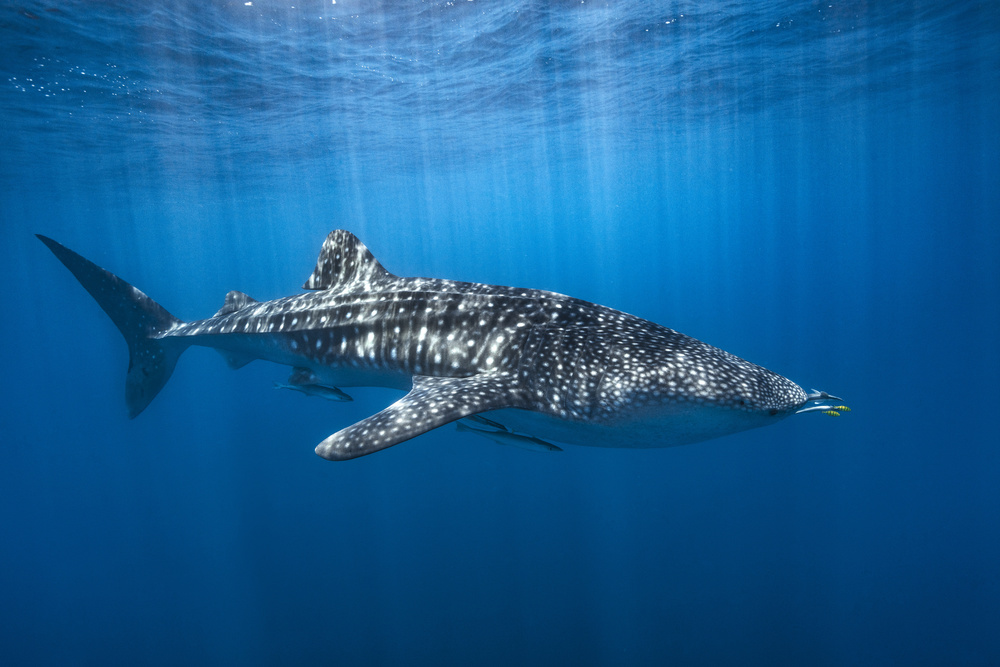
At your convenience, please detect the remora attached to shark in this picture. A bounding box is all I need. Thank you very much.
[37,230,846,460]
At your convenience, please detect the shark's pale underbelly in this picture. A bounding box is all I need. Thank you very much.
[482,403,788,449]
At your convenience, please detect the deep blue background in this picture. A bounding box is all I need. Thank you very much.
[2,2,998,665]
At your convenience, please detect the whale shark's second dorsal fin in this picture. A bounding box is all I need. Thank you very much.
[302,229,395,291]
[214,290,258,317]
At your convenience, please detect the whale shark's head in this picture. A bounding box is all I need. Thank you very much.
[580,339,820,446]
[714,362,809,417]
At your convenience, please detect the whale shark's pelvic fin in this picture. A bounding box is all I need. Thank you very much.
[315,373,525,460]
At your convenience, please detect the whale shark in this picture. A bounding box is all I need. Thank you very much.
[37,230,846,461]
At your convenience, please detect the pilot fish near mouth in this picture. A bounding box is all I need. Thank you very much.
[37,230,847,461]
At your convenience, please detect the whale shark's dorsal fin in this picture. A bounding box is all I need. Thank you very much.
[302,229,395,291]
[214,290,258,317]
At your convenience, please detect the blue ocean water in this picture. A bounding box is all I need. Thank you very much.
[2,1,998,664]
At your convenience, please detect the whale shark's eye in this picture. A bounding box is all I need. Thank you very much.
[769,408,779,416]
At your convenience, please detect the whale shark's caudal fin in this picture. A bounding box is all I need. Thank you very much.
[37,235,188,418]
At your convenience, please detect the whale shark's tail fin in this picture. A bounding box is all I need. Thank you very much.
[37,235,188,418]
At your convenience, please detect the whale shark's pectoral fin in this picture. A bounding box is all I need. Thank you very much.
[315,373,524,461]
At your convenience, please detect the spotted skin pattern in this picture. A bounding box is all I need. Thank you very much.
[39,230,820,461]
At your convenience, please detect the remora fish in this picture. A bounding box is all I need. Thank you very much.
[273,382,353,402]
[274,367,353,402]
[37,230,846,461]
[456,421,563,453]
